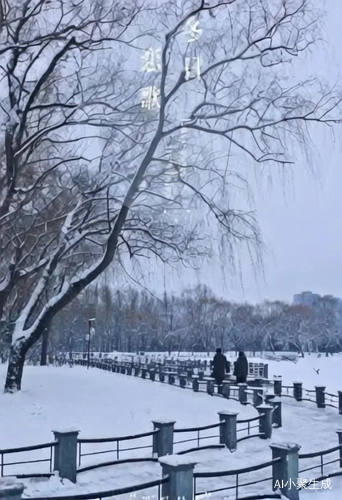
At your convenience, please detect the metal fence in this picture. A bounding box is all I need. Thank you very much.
[194,457,282,499]
[0,441,57,478]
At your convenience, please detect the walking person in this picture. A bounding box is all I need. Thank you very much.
[212,348,230,386]
[234,351,248,383]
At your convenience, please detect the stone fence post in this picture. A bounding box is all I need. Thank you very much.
[256,405,273,439]
[0,479,24,500]
[218,411,238,452]
[52,429,79,483]
[152,420,175,457]
[179,374,187,388]
[238,383,248,405]
[265,395,282,428]
[270,442,301,500]
[337,429,342,467]
[222,381,230,399]
[159,455,196,500]
[274,377,282,397]
[192,376,199,392]
[206,378,215,396]
[293,382,302,401]
[315,386,325,408]
[252,387,264,407]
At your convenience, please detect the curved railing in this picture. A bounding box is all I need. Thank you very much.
[173,422,223,454]
[194,457,282,498]
[77,429,157,467]
[0,441,57,478]
[237,415,264,443]
[299,443,342,485]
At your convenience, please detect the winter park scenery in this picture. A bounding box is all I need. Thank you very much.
[1,0,342,499]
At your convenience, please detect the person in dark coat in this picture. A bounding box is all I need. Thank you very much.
[234,351,248,383]
[212,348,230,385]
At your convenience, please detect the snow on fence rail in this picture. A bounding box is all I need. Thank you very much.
[4,437,342,500]
[0,409,272,478]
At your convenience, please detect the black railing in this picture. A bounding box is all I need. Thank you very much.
[0,441,57,477]
[299,444,342,481]
[325,392,339,409]
[237,415,263,443]
[77,429,158,467]
[194,457,282,499]
[173,422,222,451]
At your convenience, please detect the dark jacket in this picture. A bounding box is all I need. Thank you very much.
[234,353,248,381]
[212,353,229,379]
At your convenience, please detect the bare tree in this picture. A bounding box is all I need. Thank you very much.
[0,0,340,392]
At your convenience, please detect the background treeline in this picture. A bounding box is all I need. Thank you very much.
[12,284,342,363]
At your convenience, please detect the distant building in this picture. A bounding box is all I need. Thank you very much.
[293,291,321,307]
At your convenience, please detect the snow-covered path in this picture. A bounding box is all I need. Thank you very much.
[0,364,341,498]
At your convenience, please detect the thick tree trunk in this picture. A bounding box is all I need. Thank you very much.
[5,343,26,393]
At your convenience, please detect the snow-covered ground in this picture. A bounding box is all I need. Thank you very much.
[0,355,341,499]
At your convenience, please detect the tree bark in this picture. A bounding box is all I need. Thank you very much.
[5,342,26,392]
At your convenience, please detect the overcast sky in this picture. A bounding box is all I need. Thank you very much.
[114,1,342,304]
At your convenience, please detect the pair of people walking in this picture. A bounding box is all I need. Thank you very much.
[212,348,248,385]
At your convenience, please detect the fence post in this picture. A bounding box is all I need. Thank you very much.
[52,429,79,483]
[293,382,302,401]
[337,430,342,467]
[264,364,269,379]
[252,387,264,407]
[159,455,196,500]
[274,377,282,397]
[270,443,301,500]
[152,420,175,457]
[238,383,248,405]
[218,411,238,451]
[265,396,282,428]
[207,378,215,396]
[179,374,187,388]
[192,375,199,392]
[315,386,326,408]
[338,392,342,415]
[0,479,25,500]
[222,381,230,399]
[256,405,273,439]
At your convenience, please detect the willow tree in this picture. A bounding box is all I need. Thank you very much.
[0,0,340,391]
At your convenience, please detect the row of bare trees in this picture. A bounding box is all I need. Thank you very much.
[18,285,342,361]
[0,0,340,391]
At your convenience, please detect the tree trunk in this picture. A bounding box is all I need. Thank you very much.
[5,342,26,393]
[40,328,49,366]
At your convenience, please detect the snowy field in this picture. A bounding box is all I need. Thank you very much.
[0,355,342,499]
